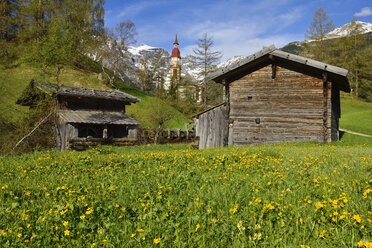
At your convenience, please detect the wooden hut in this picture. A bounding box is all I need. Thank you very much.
[194,45,351,148]
[16,80,141,150]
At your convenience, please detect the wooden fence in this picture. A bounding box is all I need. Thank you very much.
[137,128,195,144]
[67,128,195,150]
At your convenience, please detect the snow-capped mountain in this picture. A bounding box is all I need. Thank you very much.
[282,21,372,54]
[326,21,372,39]
[128,44,170,67]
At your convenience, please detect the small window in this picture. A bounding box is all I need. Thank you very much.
[78,125,103,138]
[248,96,253,100]
[107,125,129,138]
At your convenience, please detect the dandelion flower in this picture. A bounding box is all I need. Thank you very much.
[153,238,161,244]
[315,202,324,209]
[195,224,200,232]
[354,215,361,223]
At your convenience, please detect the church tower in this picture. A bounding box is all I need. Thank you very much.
[170,34,181,81]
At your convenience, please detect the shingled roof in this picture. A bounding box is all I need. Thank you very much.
[16,80,140,106]
[58,110,140,125]
[206,45,350,92]
[58,85,140,103]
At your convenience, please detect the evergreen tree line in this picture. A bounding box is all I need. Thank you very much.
[303,7,372,101]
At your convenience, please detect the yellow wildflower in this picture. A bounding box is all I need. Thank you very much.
[17,233,22,238]
[358,240,364,247]
[131,233,136,238]
[137,229,144,233]
[195,224,200,232]
[64,230,70,236]
[153,238,161,244]
[80,215,85,220]
[315,202,324,209]
[63,221,68,226]
[354,215,361,223]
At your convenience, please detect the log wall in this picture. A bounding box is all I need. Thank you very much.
[229,64,333,146]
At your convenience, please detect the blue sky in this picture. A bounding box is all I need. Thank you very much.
[104,0,372,61]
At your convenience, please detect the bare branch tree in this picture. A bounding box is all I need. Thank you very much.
[115,20,137,49]
[304,7,335,62]
[190,32,222,106]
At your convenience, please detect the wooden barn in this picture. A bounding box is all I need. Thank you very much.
[194,45,351,149]
[16,80,141,150]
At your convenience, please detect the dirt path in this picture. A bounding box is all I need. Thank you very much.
[339,129,372,138]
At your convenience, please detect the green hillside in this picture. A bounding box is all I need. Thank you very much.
[340,93,372,135]
[0,62,189,129]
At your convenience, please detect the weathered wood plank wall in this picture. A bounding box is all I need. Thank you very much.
[196,105,228,149]
[229,64,333,146]
[331,84,341,141]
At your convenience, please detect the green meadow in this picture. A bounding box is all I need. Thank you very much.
[0,134,371,247]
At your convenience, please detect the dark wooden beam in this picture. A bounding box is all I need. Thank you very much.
[323,72,328,143]
[269,55,276,79]
[223,78,230,147]
[272,63,277,79]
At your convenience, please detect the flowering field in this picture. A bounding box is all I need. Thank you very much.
[0,141,371,247]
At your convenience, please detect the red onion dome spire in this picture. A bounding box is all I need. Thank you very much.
[171,34,181,58]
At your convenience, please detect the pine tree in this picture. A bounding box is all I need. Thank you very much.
[328,17,371,99]
[190,33,222,107]
[342,18,367,97]
[303,7,335,62]
[0,0,21,61]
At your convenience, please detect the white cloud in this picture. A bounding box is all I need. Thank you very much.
[180,5,304,61]
[355,7,372,17]
[110,0,305,61]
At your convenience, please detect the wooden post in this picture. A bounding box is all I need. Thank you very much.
[322,72,329,143]
[269,54,276,79]
[223,79,230,147]
[103,125,108,139]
